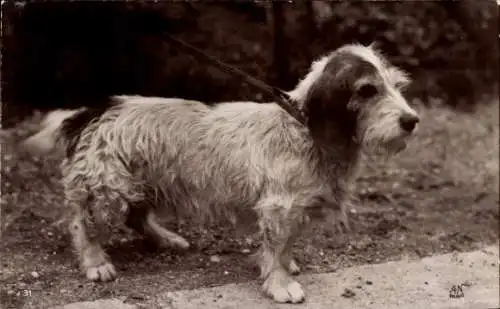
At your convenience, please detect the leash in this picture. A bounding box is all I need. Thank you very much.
[161,33,307,126]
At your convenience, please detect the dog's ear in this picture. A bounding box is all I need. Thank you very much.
[303,52,358,138]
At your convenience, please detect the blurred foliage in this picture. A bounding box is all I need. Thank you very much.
[309,1,499,108]
[1,1,498,126]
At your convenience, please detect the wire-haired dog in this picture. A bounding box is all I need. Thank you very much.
[22,44,419,303]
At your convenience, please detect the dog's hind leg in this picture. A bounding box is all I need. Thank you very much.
[66,189,117,282]
[65,172,138,282]
[126,206,189,250]
[144,211,190,249]
[257,198,306,303]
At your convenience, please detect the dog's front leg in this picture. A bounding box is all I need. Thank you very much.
[281,232,302,275]
[257,201,305,303]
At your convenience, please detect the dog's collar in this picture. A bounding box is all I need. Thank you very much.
[272,87,307,125]
[162,34,307,126]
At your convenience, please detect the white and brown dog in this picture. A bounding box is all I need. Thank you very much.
[22,44,419,303]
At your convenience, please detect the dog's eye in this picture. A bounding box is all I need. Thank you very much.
[357,84,378,99]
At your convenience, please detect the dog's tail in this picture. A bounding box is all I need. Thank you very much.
[20,109,84,156]
[20,105,111,158]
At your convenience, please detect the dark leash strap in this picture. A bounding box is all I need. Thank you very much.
[161,33,307,126]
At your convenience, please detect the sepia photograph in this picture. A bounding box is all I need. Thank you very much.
[1,1,499,308]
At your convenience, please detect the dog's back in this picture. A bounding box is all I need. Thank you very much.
[22,96,316,222]
[108,98,315,221]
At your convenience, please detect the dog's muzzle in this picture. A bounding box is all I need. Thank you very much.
[387,113,419,153]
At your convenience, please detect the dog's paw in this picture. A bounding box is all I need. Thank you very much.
[85,262,117,282]
[170,235,190,250]
[285,259,301,275]
[263,272,305,303]
[155,234,190,250]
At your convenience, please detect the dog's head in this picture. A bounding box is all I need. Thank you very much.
[289,44,419,153]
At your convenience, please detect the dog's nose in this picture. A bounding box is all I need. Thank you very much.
[399,114,419,132]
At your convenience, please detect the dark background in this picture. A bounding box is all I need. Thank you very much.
[1,1,498,127]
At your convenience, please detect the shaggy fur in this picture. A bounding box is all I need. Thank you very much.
[21,44,419,303]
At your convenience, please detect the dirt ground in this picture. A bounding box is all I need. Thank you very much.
[1,100,498,309]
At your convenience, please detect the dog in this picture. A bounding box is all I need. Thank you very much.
[21,43,419,303]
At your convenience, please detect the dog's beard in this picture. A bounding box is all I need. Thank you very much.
[357,101,419,155]
[382,135,409,153]
[359,120,410,156]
